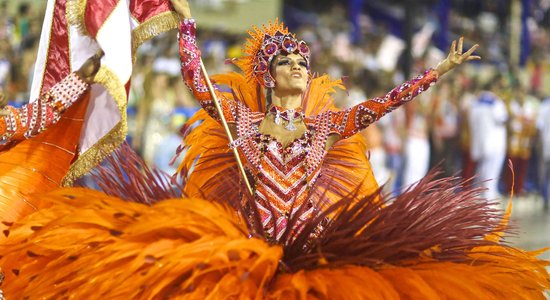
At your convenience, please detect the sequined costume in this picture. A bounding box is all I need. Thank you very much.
[178,19,438,238]
[0,73,88,144]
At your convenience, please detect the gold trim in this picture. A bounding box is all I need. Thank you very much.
[62,66,128,186]
[66,0,90,36]
[131,11,180,62]
[61,11,180,185]
[94,1,120,40]
[38,0,59,97]
[66,3,73,73]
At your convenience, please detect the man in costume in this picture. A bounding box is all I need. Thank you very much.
[469,82,508,200]
[0,1,548,298]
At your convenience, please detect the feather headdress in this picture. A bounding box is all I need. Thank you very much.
[232,18,310,88]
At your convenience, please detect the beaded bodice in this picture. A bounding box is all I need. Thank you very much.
[251,131,314,239]
[230,103,333,239]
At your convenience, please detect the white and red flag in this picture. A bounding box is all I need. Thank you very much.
[30,0,179,184]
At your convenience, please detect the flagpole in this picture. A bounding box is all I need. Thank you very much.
[198,60,254,196]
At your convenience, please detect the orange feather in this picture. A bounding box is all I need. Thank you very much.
[0,92,90,230]
[0,185,549,298]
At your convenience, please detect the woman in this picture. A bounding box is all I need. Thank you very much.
[0,2,548,298]
[173,0,479,239]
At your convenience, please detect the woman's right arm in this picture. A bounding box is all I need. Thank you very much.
[175,1,236,123]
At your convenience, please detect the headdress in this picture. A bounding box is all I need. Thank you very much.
[233,19,310,88]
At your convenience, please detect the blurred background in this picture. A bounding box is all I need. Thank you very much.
[1,0,549,259]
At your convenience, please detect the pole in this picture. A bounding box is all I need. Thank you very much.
[199,59,254,196]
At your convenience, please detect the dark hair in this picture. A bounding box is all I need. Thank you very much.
[265,57,277,109]
[269,56,276,78]
[18,3,29,15]
[266,88,272,108]
[483,74,502,91]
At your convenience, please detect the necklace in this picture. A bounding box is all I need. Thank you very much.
[269,105,304,131]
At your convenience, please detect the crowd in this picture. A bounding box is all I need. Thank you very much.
[1,1,549,209]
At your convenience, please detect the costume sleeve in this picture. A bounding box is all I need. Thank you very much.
[178,19,236,123]
[0,72,88,143]
[326,69,438,139]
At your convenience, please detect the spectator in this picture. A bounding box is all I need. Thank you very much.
[537,96,550,211]
[502,85,539,195]
[469,80,508,200]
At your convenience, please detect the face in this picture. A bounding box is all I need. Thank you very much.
[272,53,309,95]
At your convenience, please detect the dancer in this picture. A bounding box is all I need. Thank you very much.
[173,0,479,239]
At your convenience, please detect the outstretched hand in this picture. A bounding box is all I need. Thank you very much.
[171,0,192,19]
[76,50,104,83]
[435,37,480,77]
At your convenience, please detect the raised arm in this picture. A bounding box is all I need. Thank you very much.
[327,37,480,140]
[326,69,438,139]
[0,52,101,143]
[174,0,236,123]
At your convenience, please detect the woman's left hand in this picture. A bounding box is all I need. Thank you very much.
[435,37,480,77]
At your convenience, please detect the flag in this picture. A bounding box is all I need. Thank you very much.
[30,0,180,185]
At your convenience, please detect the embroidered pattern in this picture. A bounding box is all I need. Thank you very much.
[0,73,88,143]
[179,19,237,123]
[326,69,438,139]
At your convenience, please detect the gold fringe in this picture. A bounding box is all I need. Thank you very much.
[62,66,128,186]
[62,11,180,185]
[65,0,89,36]
[131,11,180,62]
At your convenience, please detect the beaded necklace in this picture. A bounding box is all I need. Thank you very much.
[269,105,304,131]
